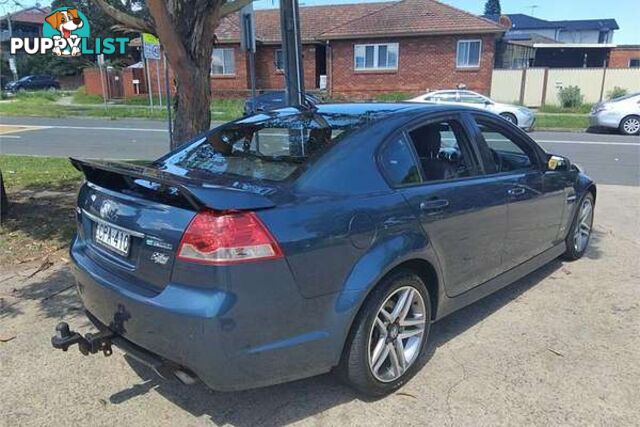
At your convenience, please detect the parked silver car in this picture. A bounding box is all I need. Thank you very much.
[590,93,640,135]
[407,90,536,130]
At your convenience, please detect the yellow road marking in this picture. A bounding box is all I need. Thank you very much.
[0,125,43,135]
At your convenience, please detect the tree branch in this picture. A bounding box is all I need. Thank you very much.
[92,0,155,34]
[220,0,254,17]
[146,0,192,66]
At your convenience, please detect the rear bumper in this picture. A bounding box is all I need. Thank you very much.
[70,237,346,391]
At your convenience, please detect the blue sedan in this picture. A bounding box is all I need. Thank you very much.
[58,103,595,396]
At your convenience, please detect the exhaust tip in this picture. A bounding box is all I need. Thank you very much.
[174,369,198,385]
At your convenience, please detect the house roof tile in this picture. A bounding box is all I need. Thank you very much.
[2,6,51,24]
[216,0,503,43]
[320,0,503,39]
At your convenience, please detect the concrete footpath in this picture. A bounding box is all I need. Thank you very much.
[1,184,639,426]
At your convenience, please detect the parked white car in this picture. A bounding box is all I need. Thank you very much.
[590,93,640,135]
[408,90,536,131]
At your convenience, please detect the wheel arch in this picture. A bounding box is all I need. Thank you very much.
[336,256,442,368]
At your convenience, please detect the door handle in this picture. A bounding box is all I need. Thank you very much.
[507,187,526,196]
[420,199,450,211]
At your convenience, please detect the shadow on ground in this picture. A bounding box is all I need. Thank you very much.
[106,253,584,425]
[0,267,82,321]
[0,183,78,264]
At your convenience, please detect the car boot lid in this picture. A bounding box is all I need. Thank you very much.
[70,158,276,211]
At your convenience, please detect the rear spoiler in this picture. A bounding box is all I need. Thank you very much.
[70,158,276,210]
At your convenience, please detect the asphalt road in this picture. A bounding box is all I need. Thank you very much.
[1,116,638,186]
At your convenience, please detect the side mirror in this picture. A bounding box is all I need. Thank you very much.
[547,154,570,172]
[484,100,492,106]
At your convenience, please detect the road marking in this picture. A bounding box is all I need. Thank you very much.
[0,135,21,139]
[0,125,41,134]
[0,123,638,145]
[0,124,167,132]
[535,140,640,147]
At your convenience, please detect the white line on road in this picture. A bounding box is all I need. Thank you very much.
[0,135,22,139]
[0,124,167,132]
[535,140,639,147]
[1,123,639,145]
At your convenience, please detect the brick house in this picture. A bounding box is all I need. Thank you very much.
[609,45,640,68]
[85,0,504,99]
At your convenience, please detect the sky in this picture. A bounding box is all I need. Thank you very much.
[2,0,638,44]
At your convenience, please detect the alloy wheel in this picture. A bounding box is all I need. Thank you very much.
[368,286,427,382]
[574,198,593,253]
[622,117,640,135]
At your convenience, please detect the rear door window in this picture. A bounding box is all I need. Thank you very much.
[379,135,421,186]
[406,119,478,182]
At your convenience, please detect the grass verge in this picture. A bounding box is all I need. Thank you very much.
[535,114,589,130]
[0,90,244,121]
[537,104,593,114]
[0,155,82,266]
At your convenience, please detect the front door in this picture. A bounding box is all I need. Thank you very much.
[470,114,567,269]
[390,115,508,297]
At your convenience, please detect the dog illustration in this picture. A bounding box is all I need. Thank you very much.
[45,9,84,56]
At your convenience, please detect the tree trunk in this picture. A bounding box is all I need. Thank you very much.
[94,0,254,146]
[170,62,212,148]
[0,171,9,223]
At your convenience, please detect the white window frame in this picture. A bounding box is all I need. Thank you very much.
[353,43,399,71]
[211,48,236,76]
[456,39,482,68]
[275,48,284,71]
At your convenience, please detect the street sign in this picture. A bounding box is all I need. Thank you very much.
[142,33,161,60]
[240,4,256,53]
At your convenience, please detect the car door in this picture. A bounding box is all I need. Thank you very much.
[469,113,567,270]
[385,113,508,297]
[31,76,44,90]
[458,91,491,111]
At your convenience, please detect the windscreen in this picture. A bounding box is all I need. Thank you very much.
[159,110,378,182]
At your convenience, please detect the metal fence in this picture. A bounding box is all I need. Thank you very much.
[490,67,640,106]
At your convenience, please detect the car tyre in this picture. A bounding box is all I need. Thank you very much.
[619,115,640,135]
[500,112,518,126]
[562,192,595,261]
[337,270,431,397]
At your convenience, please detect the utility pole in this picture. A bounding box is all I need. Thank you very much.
[279,0,305,106]
[6,13,18,80]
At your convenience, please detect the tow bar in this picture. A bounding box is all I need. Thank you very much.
[51,322,114,356]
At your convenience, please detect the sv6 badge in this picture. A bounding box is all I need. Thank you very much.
[150,252,170,265]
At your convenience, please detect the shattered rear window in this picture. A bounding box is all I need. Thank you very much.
[159,110,386,182]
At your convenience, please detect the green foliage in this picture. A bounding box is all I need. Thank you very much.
[607,86,628,100]
[558,86,584,109]
[0,155,82,189]
[72,86,105,104]
[484,0,502,15]
[0,94,244,122]
[14,90,60,102]
[535,114,589,130]
[15,53,92,78]
[373,92,413,102]
[538,103,593,114]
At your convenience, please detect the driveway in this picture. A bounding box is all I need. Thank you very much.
[1,116,639,185]
[1,183,639,426]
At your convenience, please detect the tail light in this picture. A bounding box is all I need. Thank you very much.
[177,210,283,264]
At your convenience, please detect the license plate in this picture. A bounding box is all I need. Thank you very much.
[95,223,131,256]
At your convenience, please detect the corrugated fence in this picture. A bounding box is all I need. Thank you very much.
[490,68,640,106]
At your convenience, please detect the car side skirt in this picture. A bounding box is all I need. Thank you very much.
[435,242,566,320]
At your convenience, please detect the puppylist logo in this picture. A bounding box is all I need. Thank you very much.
[10,7,129,57]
